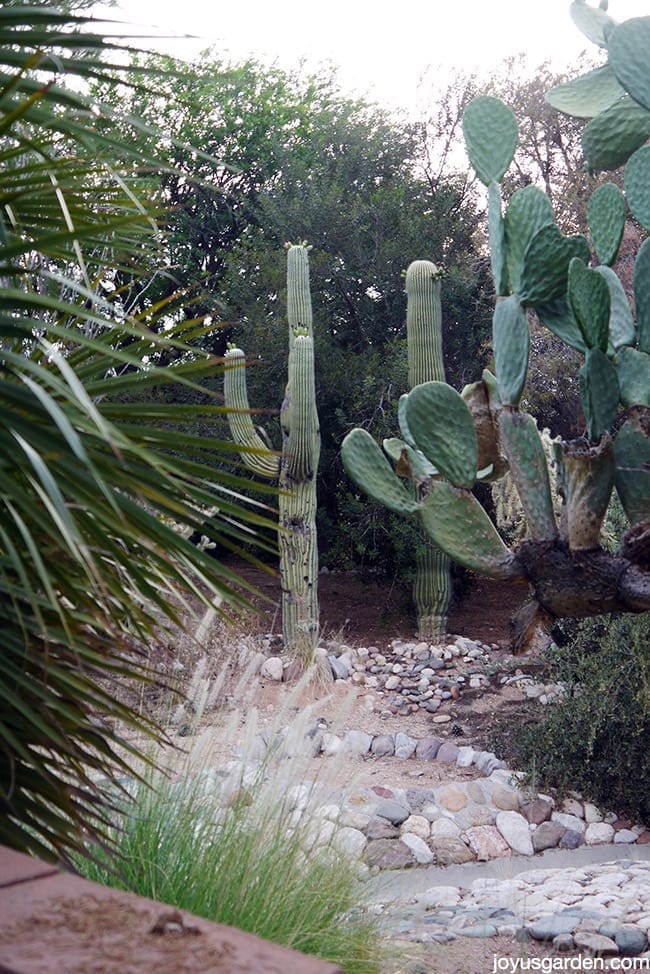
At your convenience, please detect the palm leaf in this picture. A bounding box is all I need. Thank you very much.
[0,7,278,862]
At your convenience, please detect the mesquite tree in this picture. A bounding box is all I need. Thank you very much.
[224,244,320,662]
[342,1,649,652]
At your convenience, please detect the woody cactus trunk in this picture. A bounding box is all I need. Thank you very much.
[406,261,452,639]
[224,244,320,662]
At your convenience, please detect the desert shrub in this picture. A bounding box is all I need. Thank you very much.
[509,612,650,824]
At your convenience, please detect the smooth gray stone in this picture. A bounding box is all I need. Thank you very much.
[375,798,411,825]
[528,913,582,940]
[459,923,498,938]
[599,922,648,957]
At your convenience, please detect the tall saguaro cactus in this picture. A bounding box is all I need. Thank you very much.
[224,244,320,662]
[406,261,452,639]
[342,2,650,650]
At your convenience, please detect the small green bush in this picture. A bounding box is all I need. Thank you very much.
[509,612,650,825]
[75,689,385,974]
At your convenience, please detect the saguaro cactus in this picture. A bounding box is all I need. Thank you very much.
[342,2,650,650]
[224,244,320,662]
[403,261,452,638]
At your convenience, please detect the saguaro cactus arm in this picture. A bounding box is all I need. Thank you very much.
[223,346,279,479]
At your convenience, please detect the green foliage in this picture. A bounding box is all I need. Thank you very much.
[75,762,382,973]
[509,612,650,824]
[0,8,275,863]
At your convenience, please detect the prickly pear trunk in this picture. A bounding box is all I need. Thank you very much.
[278,249,320,661]
[406,261,452,640]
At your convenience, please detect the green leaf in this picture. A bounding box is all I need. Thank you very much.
[536,298,588,354]
[608,17,650,112]
[568,258,611,353]
[406,382,478,488]
[615,347,650,406]
[624,145,650,230]
[579,348,620,441]
[493,295,529,406]
[587,183,626,265]
[582,96,650,172]
[635,238,650,352]
[518,225,584,307]
[419,482,516,579]
[341,429,419,514]
[595,266,636,351]
[504,186,556,294]
[614,410,650,525]
[462,96,518,186]
[546,65,626,119]
[570,0,617,47]
[488,181,509,296]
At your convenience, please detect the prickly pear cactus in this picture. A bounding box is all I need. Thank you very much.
[343,2,650,648]
[224,244,320,662]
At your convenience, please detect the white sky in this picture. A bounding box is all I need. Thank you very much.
[102,0,649,112]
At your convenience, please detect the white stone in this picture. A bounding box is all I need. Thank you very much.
[343,729,373,755]
[429,817,462,840]
[321,732,343,756]
[551,811,586,834]
[400,814,430,839]
[583,802,604,823]
[456,746,476,767]
[333,826,367,857]
[614,829,639,844]
[496,810,534,856]
[585,821,616,845]
[416,886,461,907]
[401,832,434,864]
[260,656,284,681]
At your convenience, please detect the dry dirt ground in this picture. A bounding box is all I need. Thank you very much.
[140,563,562,974]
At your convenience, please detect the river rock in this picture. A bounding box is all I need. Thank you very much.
[436,742,460,762]
[363,817,400,840]
[438,785,468,812]
[395,732,418,759]
[260,656,284,681]
[532,820,566,852]
[400,814,430,839]
[496,810,534,856]
[585,821,616,845]
[344,729,373,755]
[466,825,512,861]
[375,798,410,825]
[401,832,434,864]
[573,931,618,955]
[363,838,417,870]
[599,922,648,956]
[521,797,553,825]
[371,734,395,757]
[415,737,441,760]
[430,837,475,865]
[492,785,521,811]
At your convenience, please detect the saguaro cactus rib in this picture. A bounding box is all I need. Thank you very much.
[405,261,453,639]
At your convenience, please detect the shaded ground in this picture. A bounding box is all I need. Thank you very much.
[226,559,529,650]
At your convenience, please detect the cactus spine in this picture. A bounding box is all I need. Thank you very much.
[224,244,320,662]
[406,260,452,639]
